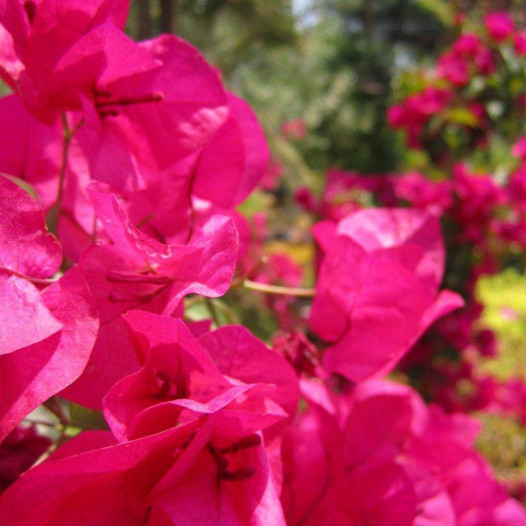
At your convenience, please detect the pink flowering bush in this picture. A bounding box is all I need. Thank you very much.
[383,10,526,424]
[310,161,526,418]
[291,8,526,425]
[0,1,524,524]
[388,10,526,166]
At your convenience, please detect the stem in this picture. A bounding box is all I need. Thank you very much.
[55,114,72,208]
[242,280,316,298]
[135,213,154,229]
[95,93,162,108]
[184,156,202,244]
[213,299,238,325]
[2,269,58,285]
[43,397,69,427]
[23,418,61,428]
[91,212,98,243]
[160,0,178,34]
[363,0,375,41]
[205,297,221,326]
[184,295,203,309]
[137,0,152,39]
[54,115,83,210]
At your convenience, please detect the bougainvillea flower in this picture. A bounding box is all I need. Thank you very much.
[391,172,453,216]
[0,175,97,439]
[388,88,452,148]
[1,316,296,525]
[81,88,267,243]
[192,93,269,209]
[260,157,283,191]
[485,12,514,42]
[406,87,452,119]
[103,313,294,442]
[437,51,470,86]
[437,33,494,85]
[80,33,228,187]
[281,379,526,525]
[199,324,300,431]
[0,20,233,240]
[0,415,287,525]
[0,273,61,357]
[412,407,526,525]
[0,174,62,354]
[309,209,463,382]
[514,31,526,56]
[0,49,264,246]
[0,174,62,277]
[72,38,265,243]
[0,425,51,493]
[88,183,238,312]
[281,380,426,525]
[61,187,238,409]
[0,26,265,244]
[147,420,286,525]
[0,267,98,441]
[512,137,526,161]
[452,163,505,244]
[281,118,307,139]
[451,33,484,58]
[0,0,131,121]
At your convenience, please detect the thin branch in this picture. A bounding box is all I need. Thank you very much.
[205,297,221,326]
[54,115,84,210]
[242,280,315,298]
[43,397,69,427]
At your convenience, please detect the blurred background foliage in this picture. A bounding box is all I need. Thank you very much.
[128,0,451,174]
[476,270,526,494]
[478,270,526,381]
[125,0,525,180]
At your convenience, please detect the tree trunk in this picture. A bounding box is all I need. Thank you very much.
[363,0,374,41]
[160,0,178,34]
[137,0,152,39]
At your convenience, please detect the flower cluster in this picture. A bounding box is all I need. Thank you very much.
[310,151,526,420]
[298,10,526,428]
[388,11,526,164]
[0,1,524,524]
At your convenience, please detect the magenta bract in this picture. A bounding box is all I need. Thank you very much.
[309,209,463,382]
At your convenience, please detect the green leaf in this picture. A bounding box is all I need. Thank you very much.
[68,403,108,431]
[0,173,38,199]
[444,107,479,127]
[412,0,455,27]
